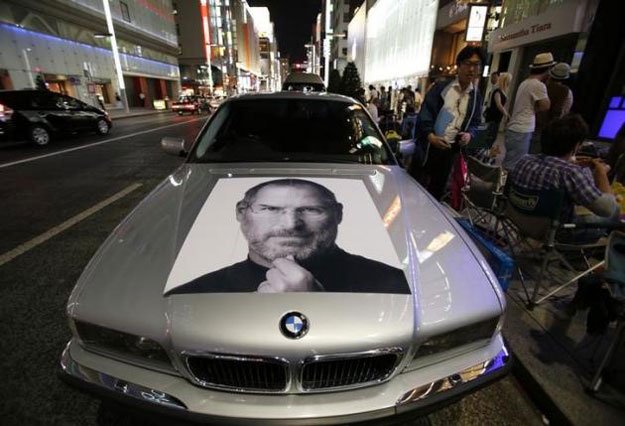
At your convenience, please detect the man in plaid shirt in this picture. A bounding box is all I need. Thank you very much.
[509,114,619,242]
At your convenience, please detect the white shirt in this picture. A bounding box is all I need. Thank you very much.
[507,78,548,133]
[442,79,473,144]
[368,88,379,103]
[367,102,379,122]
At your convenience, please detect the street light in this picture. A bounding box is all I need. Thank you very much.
[101,0,130,113]
[22,47,35,88]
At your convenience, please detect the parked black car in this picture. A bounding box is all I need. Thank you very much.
[0,89,112,146]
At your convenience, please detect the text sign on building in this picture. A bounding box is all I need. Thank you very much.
[488,0,586,52]
[466,4,488,42]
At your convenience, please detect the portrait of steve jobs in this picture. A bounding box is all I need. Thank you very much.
[166,178,410,294]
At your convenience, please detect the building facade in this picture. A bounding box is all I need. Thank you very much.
[363,0,438,89]
[249,7,280,92]
[487,0,598,122]
[232,0,261,92]
[0,0,180,109]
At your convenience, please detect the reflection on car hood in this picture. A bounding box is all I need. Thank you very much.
[68,164,504,349]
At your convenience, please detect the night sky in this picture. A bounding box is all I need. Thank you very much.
[247,0,321,62]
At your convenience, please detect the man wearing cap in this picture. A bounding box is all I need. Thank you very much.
[502,52,554,169]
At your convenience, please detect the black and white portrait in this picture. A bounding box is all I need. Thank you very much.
[164,178,410,294]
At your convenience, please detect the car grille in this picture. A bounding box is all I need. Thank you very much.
[301,353,399,390]
[186,356,288,392]
[185,351,401,393]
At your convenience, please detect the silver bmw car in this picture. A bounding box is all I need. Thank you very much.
[60,92,509,424]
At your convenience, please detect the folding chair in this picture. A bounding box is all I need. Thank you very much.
[502,185,608,308]
[462,155,508,232]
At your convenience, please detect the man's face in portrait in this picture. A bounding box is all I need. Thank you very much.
[236,184,343,265]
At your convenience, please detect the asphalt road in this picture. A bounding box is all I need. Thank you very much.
[0,113,544,425]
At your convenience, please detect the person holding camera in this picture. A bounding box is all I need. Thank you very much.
[509,114,620,243]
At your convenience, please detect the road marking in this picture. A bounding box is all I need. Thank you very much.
[0,117,205,170]
[0,183,142,267]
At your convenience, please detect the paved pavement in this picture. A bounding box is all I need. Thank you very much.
[106,107,173,120]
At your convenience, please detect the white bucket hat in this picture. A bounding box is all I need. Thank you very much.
[529,52,556,69]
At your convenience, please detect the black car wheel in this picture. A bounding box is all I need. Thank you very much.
[29,125,51,146]
[96,119,110,135]
[177,111,183,116]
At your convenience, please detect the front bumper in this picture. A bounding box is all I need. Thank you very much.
[59,336,511,425]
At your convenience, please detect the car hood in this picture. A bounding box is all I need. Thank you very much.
[68,163,504,355]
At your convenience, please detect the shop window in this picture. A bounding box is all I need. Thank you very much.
[120,1,131,22]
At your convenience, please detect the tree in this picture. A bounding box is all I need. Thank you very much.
[339,62,362,99]
[327,69,342,93]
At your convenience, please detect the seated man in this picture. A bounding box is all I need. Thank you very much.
[509,114,620,243]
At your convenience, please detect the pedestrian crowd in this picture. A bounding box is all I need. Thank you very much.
[359,45,625,339]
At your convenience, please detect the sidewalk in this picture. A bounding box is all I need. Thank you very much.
[459,129,625,424]
[106,107,174,120]
[504,271,625,425]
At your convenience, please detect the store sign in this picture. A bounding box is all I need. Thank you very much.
[466,4,488,42]
[437,0,469,30]
[488,1,585,52]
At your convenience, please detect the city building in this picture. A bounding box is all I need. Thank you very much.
[328,0,359,74]
[304,13,322,77]
[249,7,280,92]
[0,0,180,110]
[278,57,290,85]
[487,0,598,120]
[346,2,365,81]
[174,0,262,96]
[362,0,438,89]
[232,0,262,92]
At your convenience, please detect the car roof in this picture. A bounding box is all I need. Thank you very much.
[283,73,324,85]
[227,91,357,104]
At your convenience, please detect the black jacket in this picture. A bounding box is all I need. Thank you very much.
[166,247,410,295]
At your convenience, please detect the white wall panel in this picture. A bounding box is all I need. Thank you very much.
[365,0,438,83]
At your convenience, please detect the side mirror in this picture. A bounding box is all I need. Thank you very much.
[398,139,416,156]
[161,137,186,157]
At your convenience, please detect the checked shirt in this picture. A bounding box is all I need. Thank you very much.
[510,154,601,222]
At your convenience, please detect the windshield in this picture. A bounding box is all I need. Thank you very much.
[189,99,394,165]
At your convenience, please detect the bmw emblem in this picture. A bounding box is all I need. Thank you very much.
[280,312,309,339]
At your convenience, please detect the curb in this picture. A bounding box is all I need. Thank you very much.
[110,110,175,121]
[510,347,573,425]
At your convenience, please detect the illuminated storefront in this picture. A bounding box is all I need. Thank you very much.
[488,0,595,113]
[364,0,438,88]
[0,0,180,109]
[347,3,366,80]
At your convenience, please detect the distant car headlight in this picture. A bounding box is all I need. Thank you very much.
[72,320,174,372]
[405,316,502,371]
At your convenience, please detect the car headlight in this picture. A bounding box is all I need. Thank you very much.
[72,320,173,372]
[406,316,502,371]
